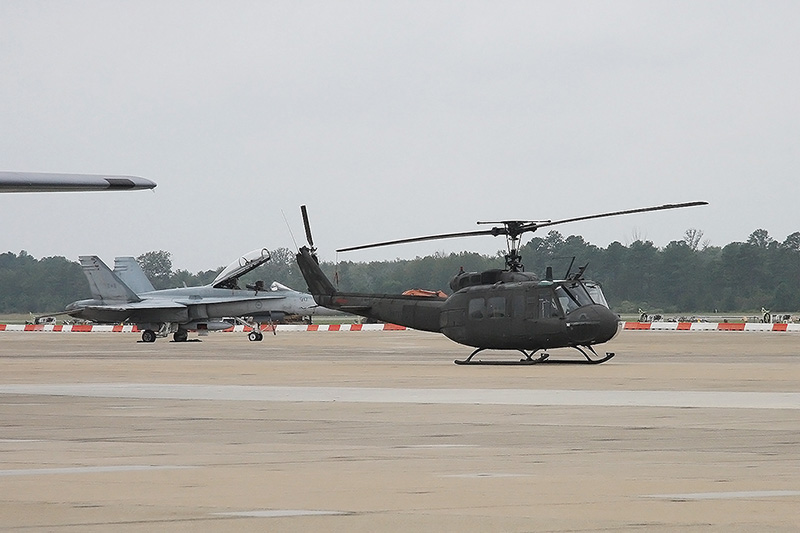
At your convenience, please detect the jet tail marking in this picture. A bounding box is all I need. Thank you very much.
[78,256,141,303]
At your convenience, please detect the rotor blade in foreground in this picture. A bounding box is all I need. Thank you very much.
[0,172,156,192]
[525,201,708,233]
[337,201,709,253]
[336,228,501,253]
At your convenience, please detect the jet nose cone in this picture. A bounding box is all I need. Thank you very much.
[565,305,621,344]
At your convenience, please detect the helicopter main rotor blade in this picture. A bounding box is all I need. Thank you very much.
[300,205,315,248]
[336,201,708,253]
[337,228,501,253]
[521,201,708,234]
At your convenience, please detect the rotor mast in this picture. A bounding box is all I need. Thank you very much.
[478,219,550,272]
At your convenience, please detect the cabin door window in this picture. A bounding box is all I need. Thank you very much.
[468,298,486,319]
[487,296,506,318]
[538,289,561,318]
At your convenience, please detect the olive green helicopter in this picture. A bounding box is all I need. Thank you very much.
[295,202,707,365]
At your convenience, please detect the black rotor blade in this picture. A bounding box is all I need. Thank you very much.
[337,228,502,253]
[336,201,708,253]
[300,205,314,247]
[519,201,708,234]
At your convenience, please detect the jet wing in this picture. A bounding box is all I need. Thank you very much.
[172,294,286,306]
[81,300,188,312]
[212,249,271,288]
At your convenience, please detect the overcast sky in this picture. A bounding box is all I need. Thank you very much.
[1,1,798,272]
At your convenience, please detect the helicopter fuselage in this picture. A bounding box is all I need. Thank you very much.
[439,280,620,350]
[296,246,621,353]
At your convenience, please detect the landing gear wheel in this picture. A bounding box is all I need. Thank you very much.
[248,331,263,342]
[141,330,157,343]
[173,330,188,342]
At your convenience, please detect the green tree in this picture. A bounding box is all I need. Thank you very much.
[137,251,173,289]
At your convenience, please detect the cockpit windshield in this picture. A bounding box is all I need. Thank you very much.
[212,248,271,288]
[555,283,588,314]
[584,281,609,308]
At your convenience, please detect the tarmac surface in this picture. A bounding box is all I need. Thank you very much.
[0,329,798,531]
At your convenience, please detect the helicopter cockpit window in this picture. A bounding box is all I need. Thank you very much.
[566,282,594,306]
[487,297,506,318]
[469,298,486,319]
[555,282,598,314]
[583,282,609,308]
[555,286,578,314]
[553,286,578,314]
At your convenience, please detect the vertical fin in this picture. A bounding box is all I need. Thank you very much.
[295,247,337,296]
[78,256,141,302]
[113,257,156,294]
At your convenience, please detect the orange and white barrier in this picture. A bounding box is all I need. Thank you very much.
[0,323,407,333]
[2,322,798,333]
[0,324,138,333]
[624,321,800,332]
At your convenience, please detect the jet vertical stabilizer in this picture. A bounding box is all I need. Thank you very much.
[114,257,156,294]
[79,256,141,302]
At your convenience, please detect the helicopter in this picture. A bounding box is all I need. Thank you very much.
[295,202,707,365]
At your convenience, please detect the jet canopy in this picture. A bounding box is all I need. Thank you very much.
[212,248,271,289]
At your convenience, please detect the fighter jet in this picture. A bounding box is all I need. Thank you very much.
[65,249,339,343]
[0,171,156,192]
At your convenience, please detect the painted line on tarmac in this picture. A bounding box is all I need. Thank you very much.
[214,510,352,518]
[441,473,530,478]
[644,490,800,501]
[1,384,798,410]
[0,465,195,477]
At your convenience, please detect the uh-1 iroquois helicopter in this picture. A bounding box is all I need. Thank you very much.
[295,202,707,365]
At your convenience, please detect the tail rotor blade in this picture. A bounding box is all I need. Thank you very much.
[300,205,315,248]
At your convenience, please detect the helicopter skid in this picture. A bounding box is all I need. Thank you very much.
[541,352,616,365]
[454,346,615,365]
[455,348,550,366]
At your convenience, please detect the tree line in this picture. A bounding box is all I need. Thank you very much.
[2,228,799,315]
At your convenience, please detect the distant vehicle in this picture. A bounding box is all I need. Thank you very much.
[26,315,56,325]
[0,171,156,192]
[65,249,339,343]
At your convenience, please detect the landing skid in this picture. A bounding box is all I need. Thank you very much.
[454,345,615,365]
[455,348,549,366]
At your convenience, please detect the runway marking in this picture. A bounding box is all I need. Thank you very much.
[645,490,800,501]
[442,473,529,478]
[214,510,351,518]
[0,384,798,410]
[402,444,477,449]
[0,465,194,477]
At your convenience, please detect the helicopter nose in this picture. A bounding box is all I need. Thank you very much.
[565,304,621,344]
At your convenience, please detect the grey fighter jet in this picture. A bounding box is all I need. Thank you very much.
[0,171,156,192]
[65,249,339,343]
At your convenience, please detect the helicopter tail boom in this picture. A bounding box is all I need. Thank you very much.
[296,245,445,332]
